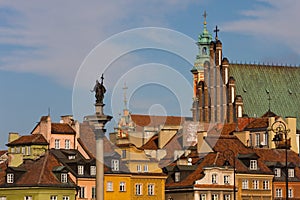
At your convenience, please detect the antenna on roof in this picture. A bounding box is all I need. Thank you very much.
[266,89,271,114]
[48,107,51,116]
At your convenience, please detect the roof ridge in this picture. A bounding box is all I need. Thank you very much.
[37,152,48,184]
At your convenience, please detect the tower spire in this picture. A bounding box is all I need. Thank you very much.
[214,25,220,41]
[203,10,207,26]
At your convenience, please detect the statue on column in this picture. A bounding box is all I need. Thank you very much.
[91,74,106,104]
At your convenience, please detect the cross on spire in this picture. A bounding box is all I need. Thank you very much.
[203,10,207,24]
[214,25,220,40]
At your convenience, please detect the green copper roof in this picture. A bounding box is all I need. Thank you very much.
[229,64,300,129]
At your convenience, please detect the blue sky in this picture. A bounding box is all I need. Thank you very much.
[0,0,300,149]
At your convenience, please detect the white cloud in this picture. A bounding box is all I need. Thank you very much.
[0,0,198,87]
[222,0,300,55]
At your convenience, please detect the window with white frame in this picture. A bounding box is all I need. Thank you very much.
[137,164,142,172]
[65,139,70,149]
[263,132,268,146]
[135,184,142,195]
[175,172,180,182]
[62,196,69,200]
[111,159,119,171]
[7,173,14,183]
[242,179,248,189]
[224,175,230,184]
[237,106,242,118]
[148,184,155,196]
[143,165,148,172]
[120,182,126,192]
[24,196,32,200]
[92,187,96,198]
[78,165,84,175]
[0,197,6,200]
[21,147,25,155]
[50,196,57,200]
[253,180,259,189]
[79,187,85,198]
[224,194,230,200]
[274,168,281,177]
[255,133,260,147]
[288,168,294,177]
[276,188,282,197]
[212,173,217,184]
[250,160,257,170]
[107,181,113,191]
[90,165,96,176]
[212,194,218,200]
[200,194,206,200]
[288,189,293,198]
[26,146,31,155]
[263,180,269,190]
[61,173,68,183]
[55,139,60,149]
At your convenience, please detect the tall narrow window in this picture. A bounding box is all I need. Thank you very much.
[212,173,217,184]
[276,188,282,197]
[21,147,25,155]
[7,173,14,183]
[143,165,148,172]
[212,194,218,200]
[274,168,281,177]
[288,189,293,198]
[231,87,235,103]
[200,194,206,200]
[26,146,31,155]
[225,68,228,84]
[92,187,96,198]
[253,180,259,189]
[175,172,180,182]
[78,165,84,175]
[224,194,230,200]
[65,139,70,149]
[90,165,96,176]
[263,180,269,190]
[242,179,248,189]
[148,184,155,196]
[120,182,126,192]
[135,184,142,195]
[61,173,68,183]
[137,164,142,172]
[288,168,294,177]
[255,133,260,147]
[107,181,113,191]
[111,159,119,171]
[79,187,85,198]
[250,160,257,170]
[55,139,60,149]
[122,150,126,158]
[263,132,268,146]
[224,175,230,184]
[237,106,242,118]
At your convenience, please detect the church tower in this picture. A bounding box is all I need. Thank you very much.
[192,12,244,124]
[191,11,212,121]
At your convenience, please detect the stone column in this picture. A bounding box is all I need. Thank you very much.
[87,103,112,200]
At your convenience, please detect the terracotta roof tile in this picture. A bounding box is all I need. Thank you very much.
[244,117,269,130]
[140,135,159,150]
[7,134,48,146]
[51,123,76,134]
[0,152,76,187]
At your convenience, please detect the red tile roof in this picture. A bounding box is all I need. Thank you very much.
[7,134,48,146]
[51,123,76,134]
[0,152,76,188]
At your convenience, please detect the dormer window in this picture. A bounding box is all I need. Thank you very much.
[250,160,257,170]
[90,166,96,176]
[7,173,14,183]
[274,168,281,177]
[68,155,75,160]
[288,168,294,177]
[111,159,119,171]
[175,172,180,182]
[78,165,84,175]
[61,173,68,183]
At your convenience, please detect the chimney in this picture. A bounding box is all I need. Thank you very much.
[39,115,51,142]
[8,132,19,143]
[197,131,212,153]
